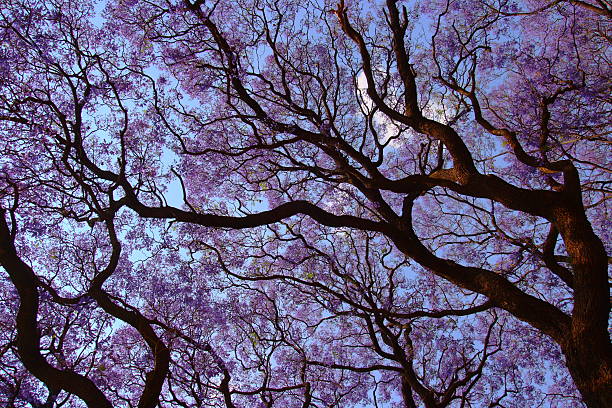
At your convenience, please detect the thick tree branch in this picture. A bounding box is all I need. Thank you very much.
[0,210,113,408]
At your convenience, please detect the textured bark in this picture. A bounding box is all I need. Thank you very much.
[554,204,611,408]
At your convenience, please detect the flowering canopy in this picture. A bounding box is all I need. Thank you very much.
[0,0,610,407]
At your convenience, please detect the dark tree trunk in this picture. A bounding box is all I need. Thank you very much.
[554,205,611,408]
[563,345,611,408]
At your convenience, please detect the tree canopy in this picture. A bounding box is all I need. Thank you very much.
[0,0,610,407]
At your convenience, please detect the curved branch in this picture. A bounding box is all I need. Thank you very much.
[0,210,113,408]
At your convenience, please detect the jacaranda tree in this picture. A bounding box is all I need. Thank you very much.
[0,0,610,407]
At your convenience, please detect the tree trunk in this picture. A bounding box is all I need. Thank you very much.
[554,203,611,408]
[564,344,611,408]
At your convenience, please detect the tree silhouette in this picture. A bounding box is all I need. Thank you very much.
[0,0,609,407]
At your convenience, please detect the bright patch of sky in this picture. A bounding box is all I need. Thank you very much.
[356,71,449,148]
